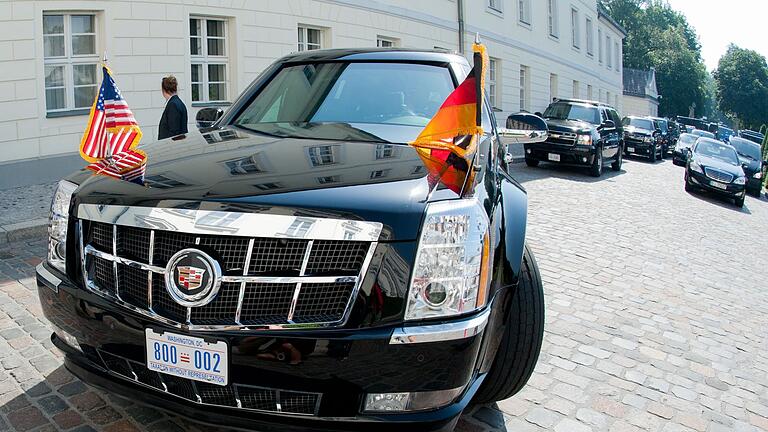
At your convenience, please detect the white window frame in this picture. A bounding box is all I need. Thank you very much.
[488,58,500,109]
[376,36,399,48]
[571,7,580,49]
[190,16,229,104]
[573,80,580,99]
[298,25,324,51]
[518,0,531,25]
[307,145,338,167]
[587,84,593,100]
[585,18,594,56]
[488,0,503,13]
[606,35,612,68]
[519,65,530,112]
[598,28,603,64]
[43,12,100,113]
[549,73,558,102]
[547,0,559,38]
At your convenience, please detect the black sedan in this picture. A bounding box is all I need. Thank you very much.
[672,133,699,166]
[685,138,748,207]
[729,136,765,197]
[622,116,663,162]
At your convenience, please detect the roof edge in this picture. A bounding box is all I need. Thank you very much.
[598,4,628,37]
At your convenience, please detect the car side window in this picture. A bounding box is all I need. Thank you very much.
[609,110,622,128]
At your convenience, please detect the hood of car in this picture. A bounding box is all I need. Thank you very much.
[623,126,653,136]
[68,127,463,241]
[544,118,594,134]
[738,156,761,174]
[694,154,745,177]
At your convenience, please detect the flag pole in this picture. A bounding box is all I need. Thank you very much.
[102,50,114,161]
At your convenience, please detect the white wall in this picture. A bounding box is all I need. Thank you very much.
[622,95,658,118]
[0,0,625,164]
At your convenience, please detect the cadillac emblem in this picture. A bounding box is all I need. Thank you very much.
[164,248,222,307]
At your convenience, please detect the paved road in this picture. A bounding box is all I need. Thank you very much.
[1,158,767,432]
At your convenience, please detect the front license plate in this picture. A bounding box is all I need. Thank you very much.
[627,147,635,153]
[548,153,561,162]
[145,329,228,386]
[710,181,728,190]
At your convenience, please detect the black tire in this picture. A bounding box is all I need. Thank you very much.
[473,245,545,404]
[525,158,539,168]
[684,173,695,193]
[611,146,623,172]
[660,145,666,160]
[649,145,657,163]
[735,195,745,208]
[590,148,603,177]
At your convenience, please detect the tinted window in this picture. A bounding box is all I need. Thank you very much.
[692,130,715,139]
[678,134,698,145]
[623,117,654,130]
[694,139,739,165]
[233,62,456,142]
[609,109,621,127]
[730,138,761,160]
[543,102,600,124]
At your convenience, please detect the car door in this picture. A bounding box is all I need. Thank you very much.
[599,108,618,160]
[609,109,623,157]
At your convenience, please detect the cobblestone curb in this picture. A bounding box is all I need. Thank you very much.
[0,219,48,246]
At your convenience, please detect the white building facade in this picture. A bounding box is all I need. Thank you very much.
[0,0,625,179]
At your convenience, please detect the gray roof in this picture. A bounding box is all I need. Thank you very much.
[623,68,658,99]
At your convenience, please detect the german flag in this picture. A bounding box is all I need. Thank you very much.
[411,40,488,194]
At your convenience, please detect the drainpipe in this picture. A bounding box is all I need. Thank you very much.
[457,0,465,54]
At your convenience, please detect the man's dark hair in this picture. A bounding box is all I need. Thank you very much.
[162,75,178,94]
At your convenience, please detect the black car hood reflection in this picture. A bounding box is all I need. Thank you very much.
[72,127,460,241]
[544,118,594,134]
[693,154,744,176]
[738,156,761,175]
[624,126,653,136]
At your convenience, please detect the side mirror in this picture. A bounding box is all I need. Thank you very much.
[742,162,750,171]
[600,119,616,130]
[196,107,224,129]
[498,112,548,144]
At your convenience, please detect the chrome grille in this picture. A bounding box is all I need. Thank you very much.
[77,206,380,331]
[95,350,321,415]
[546,132,577,145]
[704,168,734,183]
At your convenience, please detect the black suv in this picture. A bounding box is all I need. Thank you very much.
[36,49,546,432]
[525,98,624,177]
[622,116,664,162]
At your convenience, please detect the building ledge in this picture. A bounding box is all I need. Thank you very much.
[46,109,90,119]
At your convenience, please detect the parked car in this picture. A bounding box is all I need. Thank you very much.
[672,133,699,166]
[685,125,695,133]
[729,136,765,197]
[650,117,672,154]
[668,121,681,147]
[525,98,624,177]
[36,49,548,432]
[690,129,716,140]
[738,130,765,145]
[622,116,664,162]
[685,138,748,207]
[716,125,735,143]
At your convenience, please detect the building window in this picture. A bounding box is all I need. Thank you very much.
[145,174,188,189]
[615,41,621,71]
[606,36,612,68]
[587,84,593,100]
[411,165,425,175]
[377,36,398,48]
[571,8,580,49]
[190,17,228,103]
[488,58,500,109]
[519,66,529,111]
[585,18,594,56]
[370,169,391,179]
[518,0,531,24]
[375,144,396,159]
[285,218,314,237]
[307,145,338,166]
[547,0,559,38]
[598,29,603,63]
[549,73,558,102]
[254,182,282,191]
[43,13,99,113]
[225,155,262,175]
[488,0,503,13]
[298,26,324,51]
[573,80,580,98]
[317,175,340,184]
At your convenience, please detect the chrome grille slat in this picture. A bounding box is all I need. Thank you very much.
[704,168,734,183]
[78,209,380,331]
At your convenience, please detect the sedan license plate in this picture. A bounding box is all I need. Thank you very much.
[627,147,635,153]
[145,329,228,386]
[710,181,728,190]
[548,153,561,162]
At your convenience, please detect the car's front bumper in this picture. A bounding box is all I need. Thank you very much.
[525,143,596,166]
[37,263,491,432]
[747,176,763,195]
[624,141,653,156]
[688,170,746,197]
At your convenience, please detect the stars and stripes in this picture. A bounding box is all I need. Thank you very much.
[79,65,147,184]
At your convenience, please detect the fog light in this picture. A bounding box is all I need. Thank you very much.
[582,157,588,163]
[55,328,82,353]
[363,387,464,413]
[526,149,531,154]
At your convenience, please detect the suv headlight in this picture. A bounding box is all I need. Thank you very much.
[48,180,77,273]
[577,134,592,146]
[644,137,654,143]
[405,199,490,321]
[754,172,763,179]
[689,160,704,174]
[733,176,746,185]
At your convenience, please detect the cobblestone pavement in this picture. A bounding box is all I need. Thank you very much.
[1,158,767,431]
[0,182,56,227]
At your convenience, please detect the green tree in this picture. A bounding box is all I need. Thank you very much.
[714,45,768,130]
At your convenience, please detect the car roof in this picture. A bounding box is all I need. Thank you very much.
[730,136,760,148]
[696,137,729,147]
[278,48,467,65]
[553,98,615,108]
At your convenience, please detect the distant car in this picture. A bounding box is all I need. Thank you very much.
[622,116,664,162]
[672,133,699,166]
[716,126,734,143]
[526,98,624,177]
[685,125,695,133]
[690,129,716,140]
[668,121,681,148]
[729,136,764,197]
[738,130,765,145]
[650,117,672,154]
[685,138,748,208]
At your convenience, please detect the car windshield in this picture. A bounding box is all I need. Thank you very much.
[678,134,697,145]
[623,118,654,130]
[692,130,715,139]
[730,138,761,160]
[543,103,600,124]
[655,119,668,131]
[695,140,740,165]
[232,62,456,143]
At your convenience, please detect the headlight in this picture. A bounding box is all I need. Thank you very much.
[577,134,592,145]
[644,137,653,143]
[405,199,490,321]
[689,160,704,174]
[733,177,746,185]
[48,180,77,273]
[754,172,763,179]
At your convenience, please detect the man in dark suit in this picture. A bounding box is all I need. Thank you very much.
[158,75,188,140]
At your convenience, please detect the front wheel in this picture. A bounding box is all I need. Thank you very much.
[611,146,623,172]
[735,194,745,208]
[649,145,657,163]
[472,245,545,404]
[590,148,603,177]
[525,157,539,168]
[684,173,696,193]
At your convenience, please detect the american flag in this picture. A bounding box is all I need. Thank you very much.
[80,66,147,184]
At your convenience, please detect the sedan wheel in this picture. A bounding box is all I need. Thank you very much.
[590,149,603,177]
